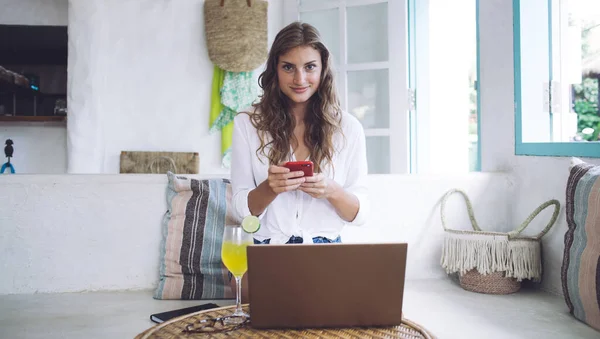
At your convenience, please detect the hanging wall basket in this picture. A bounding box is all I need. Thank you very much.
[204,0,268,72]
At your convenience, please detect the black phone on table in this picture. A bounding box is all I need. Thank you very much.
[150,303,220,323]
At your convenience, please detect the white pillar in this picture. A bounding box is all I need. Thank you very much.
[67,0,105,173]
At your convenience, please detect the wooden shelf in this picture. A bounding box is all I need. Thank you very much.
[0,116,66,122]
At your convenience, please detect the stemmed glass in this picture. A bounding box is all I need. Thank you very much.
[221,225,253,324]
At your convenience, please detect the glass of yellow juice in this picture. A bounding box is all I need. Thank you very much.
[221,224,253,323]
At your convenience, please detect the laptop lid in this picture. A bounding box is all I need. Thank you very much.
[247,243,407,329]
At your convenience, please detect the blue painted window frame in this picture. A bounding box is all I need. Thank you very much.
[513,0,600,158]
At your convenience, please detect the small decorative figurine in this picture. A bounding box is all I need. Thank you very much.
[1,139,15,174]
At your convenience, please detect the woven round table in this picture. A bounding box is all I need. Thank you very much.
[135,305,435,338]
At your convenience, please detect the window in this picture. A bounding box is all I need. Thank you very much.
[292,0,409,174]
[287,0,481,173]
[514,0,600,157]
[409,0,480,173]
[0,25,68,120]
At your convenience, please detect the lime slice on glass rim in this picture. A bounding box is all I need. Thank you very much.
[241,215,260,234]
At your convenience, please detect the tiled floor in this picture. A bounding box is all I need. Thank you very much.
[0,278,598,338]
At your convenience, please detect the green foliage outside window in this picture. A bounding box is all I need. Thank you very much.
[573,78,599,141]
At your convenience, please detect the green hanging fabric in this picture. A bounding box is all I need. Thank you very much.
[209,65,226,134]
[221,71,258,113]
[210,71,258,133]
[209,67,259,168]
[209,65,234,168]
[220,116,234,168]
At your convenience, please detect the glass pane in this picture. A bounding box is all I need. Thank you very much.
[426,0,478,172]
[300,0,339,8]
[518,0,551,142]
[347,2,388,63]
[300,9,340,66]
[366,136,390,174]
[516,0,600,144]
[467,2,478,171]
[347,69,389,129]
[566,0,600,142]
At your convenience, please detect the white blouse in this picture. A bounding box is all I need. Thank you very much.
[230,110,369,244]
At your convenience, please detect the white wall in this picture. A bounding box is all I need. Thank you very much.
[344,173,514,281]
[1,0,69,174]
[0,0,68,26]
[0,172,512,294]
[1,0,283,174]
[479,0,600,295]
[0,123,67,173]
[4,0,599,298]
[67,0,283,174]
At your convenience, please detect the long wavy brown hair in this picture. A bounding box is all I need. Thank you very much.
[249,21,342,173]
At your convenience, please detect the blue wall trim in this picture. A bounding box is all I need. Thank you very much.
[513,0,523,147]
[516,142,600,157]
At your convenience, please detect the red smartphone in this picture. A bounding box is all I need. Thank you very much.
[283,161,314,177]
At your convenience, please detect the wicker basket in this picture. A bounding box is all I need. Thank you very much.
[204,0,268,72]
[440,189,560,294]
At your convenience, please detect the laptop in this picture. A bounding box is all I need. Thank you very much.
[246,243,407,329]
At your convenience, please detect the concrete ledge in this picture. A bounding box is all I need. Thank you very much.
[1,172,514,294]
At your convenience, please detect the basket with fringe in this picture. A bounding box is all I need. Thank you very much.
[439,189,560,294]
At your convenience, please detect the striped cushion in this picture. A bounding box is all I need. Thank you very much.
[154,172,238,300]
[562,162,600,331]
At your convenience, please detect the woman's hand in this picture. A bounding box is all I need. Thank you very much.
[299,173,341,199]
[267,165,306,194]
[247,165,305,216]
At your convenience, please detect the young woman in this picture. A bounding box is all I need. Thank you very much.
[230,21,369,245]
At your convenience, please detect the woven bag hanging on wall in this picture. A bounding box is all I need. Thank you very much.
[204,0,268,72]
